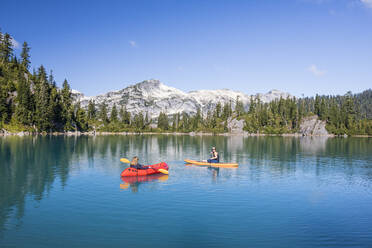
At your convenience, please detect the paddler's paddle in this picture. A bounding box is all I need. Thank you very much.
[120,158,169,175]
[120,158,131,163]
[156,168,169,175]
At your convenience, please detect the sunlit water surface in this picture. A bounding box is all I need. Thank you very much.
[0,135,371,247]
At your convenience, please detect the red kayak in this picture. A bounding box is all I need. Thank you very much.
[120,162,169,177]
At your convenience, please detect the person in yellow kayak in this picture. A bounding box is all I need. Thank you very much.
[130,156,149,170]
[207,147,220,163]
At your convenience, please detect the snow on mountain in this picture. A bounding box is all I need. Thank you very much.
[71,89,91,102]
[72,79,292,119]
[256,89,291,103]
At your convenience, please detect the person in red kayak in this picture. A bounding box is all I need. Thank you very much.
[130,156,149,170]
[207,147,220,163]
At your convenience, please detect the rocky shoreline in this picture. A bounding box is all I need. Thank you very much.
[1,116,370,137]
[1,130,369,137]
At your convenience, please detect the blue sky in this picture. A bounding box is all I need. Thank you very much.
[1,0,371,96]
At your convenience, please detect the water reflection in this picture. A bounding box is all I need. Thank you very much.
[0,136,77,234]
[300,136,328,154]
[185,163,221,182]
[120,175,169,193]
[208,167,220,183]
[0,135,371,235]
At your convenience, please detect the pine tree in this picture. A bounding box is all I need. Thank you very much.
[223,119,228,132]
[343,93,356,129]
[248,96,256,114]
[48,70,56,87]
[210,109,217,128]
[329,99,339,129]
[235,96,245,117]
[344,93,356,116]
[298,98,305,118]
[48,85,62,130]
[289,98,299,129]
[175,113,180,131]
[20,41,31,69]
[87,100,96,120]
[11,55,19,66]
[119,106,130,125]
[75,102,88,131]
[158,112,169,130]
[15,75,32,125]
[181,112,189,131]
[222,102,232,120]
[119,105,125,122]
[134,112,144,130]
[61,79,74,131]
[0,33,13,62]
[215,102,221,118]
[99,101,109,124]
[0,82,9,123]
[110,104,118,123]
[172,116,177,131]
[192,107,202,130]
[34,66,51,131]
[314,94,320,116]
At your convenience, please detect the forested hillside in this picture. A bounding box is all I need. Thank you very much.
[0,28,371,135]
[243,92,372,135]
[0,29,79,132]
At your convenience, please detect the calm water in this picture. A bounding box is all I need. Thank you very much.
[0,135,371,248]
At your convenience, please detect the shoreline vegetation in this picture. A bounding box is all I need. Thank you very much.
[1,130,371,137]
[1,27,372,137]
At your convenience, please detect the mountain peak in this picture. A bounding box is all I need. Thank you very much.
[76,79,292,118]
[266,89,289,95]
[267,89,281,94]
[136,79,162,88]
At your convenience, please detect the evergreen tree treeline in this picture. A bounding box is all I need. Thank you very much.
[243,93,372,135]
[0,28,371,135]
[0,28,83,132]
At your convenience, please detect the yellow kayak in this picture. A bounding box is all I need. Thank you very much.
[184,159,239,168]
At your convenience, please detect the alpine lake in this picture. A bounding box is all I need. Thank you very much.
[0,135,371,248]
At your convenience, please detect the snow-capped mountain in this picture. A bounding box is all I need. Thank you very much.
[73,79,291,118]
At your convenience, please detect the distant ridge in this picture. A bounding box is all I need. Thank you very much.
[72,79,291,118]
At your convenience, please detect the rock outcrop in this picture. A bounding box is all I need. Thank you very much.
[0,129,9,136]
[225,115,330,136]
[227,117,245,134]
[299,116,329,136]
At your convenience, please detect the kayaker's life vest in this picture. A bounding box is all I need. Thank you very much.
[130,163,146,170]
[212,151,220,162]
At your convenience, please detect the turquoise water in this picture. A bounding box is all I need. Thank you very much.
[0,135,371,248]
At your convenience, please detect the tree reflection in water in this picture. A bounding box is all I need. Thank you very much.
[0,135,371,233]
